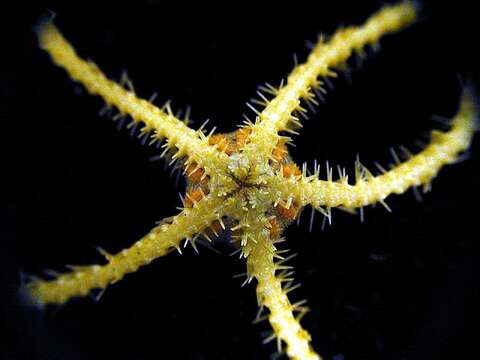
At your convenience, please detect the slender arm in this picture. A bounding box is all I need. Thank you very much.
[243,215,321,360]
[36,21,228,174]
[244,2,417,163]
[268,88,477,210]
[27,194,230,305]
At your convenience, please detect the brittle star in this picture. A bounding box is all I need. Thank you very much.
[26,2,477,359]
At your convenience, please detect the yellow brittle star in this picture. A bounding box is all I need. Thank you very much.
[26,2,477,359]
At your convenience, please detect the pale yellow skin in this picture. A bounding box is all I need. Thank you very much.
[28,2,477,359]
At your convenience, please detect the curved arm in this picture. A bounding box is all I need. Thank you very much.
[26,194,230,305]
[268,88,477,210]
[36,21,228,174]
[243,2,417,163]
[242,216,321,360]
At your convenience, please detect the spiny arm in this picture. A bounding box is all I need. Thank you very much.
[269,88,477,211]
[36,21,228,173]
[26,194,229,305]
[244,1,417,161]
[242,216,321,360]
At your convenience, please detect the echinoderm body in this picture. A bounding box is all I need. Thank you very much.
[21,2,477,359]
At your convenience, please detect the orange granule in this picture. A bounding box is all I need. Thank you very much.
[282,164,301,177]
[235,127,252,148]
[184,188,205,207]
[267,217,282,237]
[185,162,208,184]
[210,220,223,235]
[276,202,299,221]
[209,134,235,155]
[272,142,288,161]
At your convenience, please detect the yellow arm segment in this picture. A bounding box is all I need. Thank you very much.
[269,88,477,210]
[27,195,230,305]
[244,1,417,163]
[36,21,228,174]
[243,217,321,360]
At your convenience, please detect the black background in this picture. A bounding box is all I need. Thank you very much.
[2,1,479,359]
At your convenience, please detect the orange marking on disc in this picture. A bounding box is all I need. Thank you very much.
[267,217,282,237]
[209,134,235,155]
[235,127,252,148]
[202,220,224,239]
[185,188,205,207]
[272,142,288,162]
[210,220,223,235]
[276,202,299,221]
[185,163,208,184]
[282,164,301,177]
